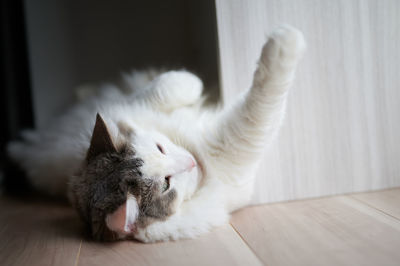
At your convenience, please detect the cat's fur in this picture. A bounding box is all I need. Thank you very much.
[8,25,305,242]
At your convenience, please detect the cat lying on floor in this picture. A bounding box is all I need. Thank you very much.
[8,25,305,242]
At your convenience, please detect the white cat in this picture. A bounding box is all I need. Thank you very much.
[8,25,305,242]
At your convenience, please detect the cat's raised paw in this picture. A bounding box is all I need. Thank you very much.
[260,25,306,67]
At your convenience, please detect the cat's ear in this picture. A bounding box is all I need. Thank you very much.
[105,194,138,235]
[87,113,117,162]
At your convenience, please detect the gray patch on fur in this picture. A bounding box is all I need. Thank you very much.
[69,145,177,241]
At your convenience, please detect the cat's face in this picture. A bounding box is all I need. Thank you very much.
[68,114,199,241]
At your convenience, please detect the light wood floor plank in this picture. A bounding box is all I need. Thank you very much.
[351,188,400,220]
[2,189,400,266]
[77,225,262,266]
[0,198,82,266]
[231,196,400,266]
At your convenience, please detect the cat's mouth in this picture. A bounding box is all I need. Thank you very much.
[191,153,204,188]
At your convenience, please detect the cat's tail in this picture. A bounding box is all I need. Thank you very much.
[7,131,75,196]
[8,140,26,163]
[4,131,40,194]
[7,130,44,186]
[7,130,39,162]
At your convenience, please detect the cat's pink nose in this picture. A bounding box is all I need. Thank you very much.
[189,158,196,169]
[173,155,197,174]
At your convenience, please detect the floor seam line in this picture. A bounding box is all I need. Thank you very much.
[74,240,82,266]
[229,222,266,266]
[349,195,400,222]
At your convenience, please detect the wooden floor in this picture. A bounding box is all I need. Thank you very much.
[1,188,399,266]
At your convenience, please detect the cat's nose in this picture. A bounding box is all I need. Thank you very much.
[172,155,197,174]
[189,158,196,169]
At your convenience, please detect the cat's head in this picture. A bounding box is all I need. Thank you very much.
[68,114,200,241]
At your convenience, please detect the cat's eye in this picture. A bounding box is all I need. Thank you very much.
[156,143,165,154]
[162,176,171,192]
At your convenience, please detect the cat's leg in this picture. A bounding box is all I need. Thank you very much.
[135,71,204,112]
[207,25,305,181]
[122,69,164,93]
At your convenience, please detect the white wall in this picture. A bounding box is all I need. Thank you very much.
[216,0,400,204]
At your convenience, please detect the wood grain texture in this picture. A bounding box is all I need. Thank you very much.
[215,0,400,204]
[78,225,262,266]
[351,188,400,219]
[0,197,261,266]
[230,195,400,266]
[1,189,400,266]
[0,198,82,266]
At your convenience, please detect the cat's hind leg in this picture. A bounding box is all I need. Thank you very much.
[135,71,204,112]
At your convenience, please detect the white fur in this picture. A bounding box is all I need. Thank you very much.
[8,25,305,242]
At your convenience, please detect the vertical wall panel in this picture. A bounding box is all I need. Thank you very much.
[216,0,400,204]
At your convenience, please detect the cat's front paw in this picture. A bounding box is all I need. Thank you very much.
[134,223,176,243]
[261,25,306,68]
[134,229,157,243]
